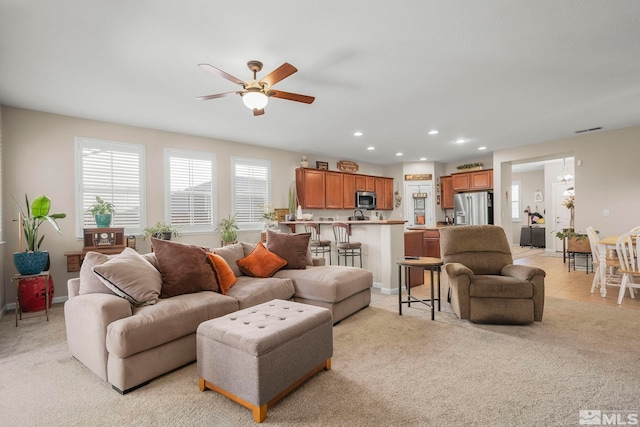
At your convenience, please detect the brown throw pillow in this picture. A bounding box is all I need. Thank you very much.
[236,242,287,278]
[151,238,219,297]
[266,230,311,269]
[207,252,238,295]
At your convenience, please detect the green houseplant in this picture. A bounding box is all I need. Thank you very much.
[88,196,116,227]
[12,194,66,275]
[215,214,239,246]
[143,222,182,240]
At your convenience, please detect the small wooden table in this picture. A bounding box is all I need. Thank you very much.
[397,257,443,320]
[12,271,50,327]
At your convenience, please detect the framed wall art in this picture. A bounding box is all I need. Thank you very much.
[316,161,328,170]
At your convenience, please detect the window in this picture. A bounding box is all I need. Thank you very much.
[511,181,521,221]
[165,149,216,232]
[75,137,146,236]
[231,157,271,230]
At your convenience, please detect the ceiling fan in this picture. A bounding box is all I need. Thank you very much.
[196,60,315,116]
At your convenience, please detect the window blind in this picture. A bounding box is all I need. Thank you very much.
[232,157,271,229]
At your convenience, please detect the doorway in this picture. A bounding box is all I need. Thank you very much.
[552,182,574,252]
[404,182,433,228]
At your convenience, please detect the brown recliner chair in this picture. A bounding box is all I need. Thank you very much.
[440,225,545,324]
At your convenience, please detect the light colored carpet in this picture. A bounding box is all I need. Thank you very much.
[1,294,638,426]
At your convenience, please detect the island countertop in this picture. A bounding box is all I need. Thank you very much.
[282,219,407,226]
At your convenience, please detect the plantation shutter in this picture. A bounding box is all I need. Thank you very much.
[232,157,271,229]
[166,149,216,232]
[75,137,145,236]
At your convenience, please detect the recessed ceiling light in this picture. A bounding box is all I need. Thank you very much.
[428,130,439,135]
[420,157,427,161]
[456,139,465,144]
[478,146,487,150]
[353,131,363,137]
[367,146,375,150]
[396,152,403,156]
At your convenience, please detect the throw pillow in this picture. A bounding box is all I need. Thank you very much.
[206,252,238,295]
[236,242,287,278]
[151,238,220,298]
[79,251,117,295]
[266,230,311,269]
[92,248,163,306]
[211,242,244,277]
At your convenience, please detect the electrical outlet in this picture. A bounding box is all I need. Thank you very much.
[603,209,610,217]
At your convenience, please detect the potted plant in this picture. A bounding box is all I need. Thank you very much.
[12,194,66,275]
[261,204,278,230]
[215,214,239,246]
[88,196,116,227]
[143,222,182,240]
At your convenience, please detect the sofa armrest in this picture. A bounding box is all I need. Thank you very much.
[67,278,81,298]
[64,294,132,381]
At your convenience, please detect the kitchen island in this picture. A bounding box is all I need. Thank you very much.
[281,220,406,294]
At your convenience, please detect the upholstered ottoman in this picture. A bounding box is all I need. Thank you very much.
[197,299,333,423]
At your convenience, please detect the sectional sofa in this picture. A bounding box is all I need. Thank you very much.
[64,233,372,393]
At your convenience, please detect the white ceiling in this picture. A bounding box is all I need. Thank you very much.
[1,1,640,165]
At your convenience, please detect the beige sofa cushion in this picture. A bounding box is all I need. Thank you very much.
[275,266,372,304]
[106,291,238,359]
[79,252,117,295]
[225,276,296,309]
[212,242,245,277]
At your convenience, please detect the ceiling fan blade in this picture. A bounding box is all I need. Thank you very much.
[196,91,241,101]
[253,108,265,116]
[269,90,315,104]
[198,64,245,86]
[259,63,297,87]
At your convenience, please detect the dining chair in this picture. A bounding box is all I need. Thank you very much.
[615,230,640,304]
[332,223,362,267]
[304,223,332,265]
[586,226,621,293]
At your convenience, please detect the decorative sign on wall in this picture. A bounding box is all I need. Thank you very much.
[337,160,359,172]
[404,174,432,181]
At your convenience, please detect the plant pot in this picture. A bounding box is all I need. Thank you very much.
[567,236,590,253]
[18,275,54,312]
[152,232,173,241]
[13,251,49,275]
[94,213,112,227]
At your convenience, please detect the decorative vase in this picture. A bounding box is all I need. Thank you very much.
[13,251,49,275]
[300,156,309,168]
[94,213,112,227]
[297,205,303,219]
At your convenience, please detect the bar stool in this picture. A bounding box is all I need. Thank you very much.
[305,223,332,265]
[332,222,362,267]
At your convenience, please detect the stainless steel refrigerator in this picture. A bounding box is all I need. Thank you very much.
[454,192,494,225]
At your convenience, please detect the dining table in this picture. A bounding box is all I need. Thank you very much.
[595,235,618,297]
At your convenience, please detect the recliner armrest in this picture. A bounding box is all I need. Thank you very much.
[444,262,474,280]
[501,264,546,281]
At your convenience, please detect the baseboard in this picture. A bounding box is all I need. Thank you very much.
[373,282,398,295]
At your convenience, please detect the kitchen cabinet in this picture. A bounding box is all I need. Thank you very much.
[404,228,442,286]
[296,168,394,210]
[325,172,344,209]
[343,174,356,209]
[296,168,325,209]
[441,176,454,209]
[423,229,441,258]
[452,169,493,192]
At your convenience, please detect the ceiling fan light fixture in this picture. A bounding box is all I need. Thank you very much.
[242,91,269,110]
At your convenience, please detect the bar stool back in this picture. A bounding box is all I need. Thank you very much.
[332,222,362,267]
[305,223,331,265]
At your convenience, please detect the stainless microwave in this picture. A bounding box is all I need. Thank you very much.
[356,191,377,210]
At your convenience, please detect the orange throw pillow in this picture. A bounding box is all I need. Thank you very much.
[207,252,238,295]
[236,242,287,278]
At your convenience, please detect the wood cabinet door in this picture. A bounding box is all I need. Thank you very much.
[470,170,493,190]
[343,174,356,209]
[365,176,376,192]
[423,229,441,258]
[383,178,394,210]
[452,173,470,191]
[297,168,325,209]
[404,231,425,287]
[374,177,394,210]
[325,172,344,209]
[441,176,454,209]
[355,175,367,191]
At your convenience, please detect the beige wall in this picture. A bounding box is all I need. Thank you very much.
[0,107,385,307]
[493,126,640,245]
